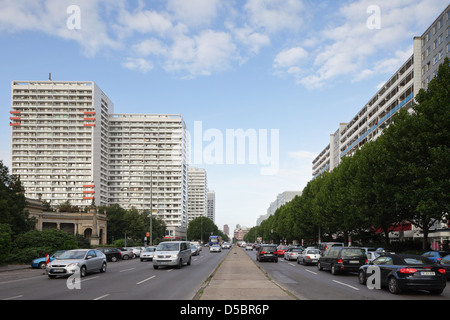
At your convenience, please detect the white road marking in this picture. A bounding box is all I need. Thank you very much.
[93,294,110,300]
[137,275,155,285]
[2,295,23,300]
[120,268,136,272]
[332,280,360,291]
[305,269,318,275]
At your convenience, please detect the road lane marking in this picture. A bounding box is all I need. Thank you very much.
[332,280,360,291]
[288,263,296,267]
[137,275,155,285]
[2,295,23,300]
[120,268,136,272]
[93,294,110,300]
[305,269,318,275]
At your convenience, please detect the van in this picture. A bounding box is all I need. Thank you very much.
[318,242,344,254]
[318,247,367,275]
[152,241,192,269]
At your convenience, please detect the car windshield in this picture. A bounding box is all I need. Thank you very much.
[156,243,180,251]
[306,249,320,254]
[144,247,155,252]
[212,245,220,247]
[291,249,302,252]
[402,257,433,265]
[262,246,277,251]
[441,255,450,264]
[341,248,365,257]
[56,250,87,260]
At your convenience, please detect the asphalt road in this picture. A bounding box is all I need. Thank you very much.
[0,248,228,300]
[244,249,450,300]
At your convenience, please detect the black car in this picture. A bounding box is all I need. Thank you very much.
[440,255,450,280]
[318,247,367,275]
[358,254,447,294]
[256,245,278,262]
[96,248,122,262]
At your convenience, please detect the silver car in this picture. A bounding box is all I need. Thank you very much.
[297,249,321,265]
[46,249,107,278]
[284,248,303,261]
[153,241,192,269]
[140,246,156,261]
[210,244,222,253]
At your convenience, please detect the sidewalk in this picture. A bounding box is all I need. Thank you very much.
[198,246,297,300]
[0,265,30,272]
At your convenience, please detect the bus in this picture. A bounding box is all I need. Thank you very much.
[208,235,222,246]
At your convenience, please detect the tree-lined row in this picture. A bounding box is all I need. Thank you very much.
[246,59,450,250]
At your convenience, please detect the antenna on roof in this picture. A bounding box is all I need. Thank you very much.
[49,72,52,81]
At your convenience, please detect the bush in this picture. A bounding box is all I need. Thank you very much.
[0,224,13,264]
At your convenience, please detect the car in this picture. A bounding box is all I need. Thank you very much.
[256,245,278,262]
[284,248,303,261]
[366,250,384,263]
[358,254,447,294]
[191,245,200,256]
[152,241,192,269]
[245,243,254,251]
[131,247,144,258]
[96,247,122,262]
[318,242,344,255]
[31,250,66,269]
[222,242,232,249]
[190,241,202,251]
[422,251,450,263]
[276,245,289,257]
[118,247,133,260]
[46,249,107,278]
[318,247,367,275]
[439,255,450,280]
[210,244,222,253]
[298,248,321,265]
[140,246,156,261]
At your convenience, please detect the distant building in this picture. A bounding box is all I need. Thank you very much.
[206,190,215,222]
[187,167,207,223]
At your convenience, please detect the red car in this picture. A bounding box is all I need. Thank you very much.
[276,245,289,257]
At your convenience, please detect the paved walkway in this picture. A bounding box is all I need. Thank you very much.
[198,246,296,300]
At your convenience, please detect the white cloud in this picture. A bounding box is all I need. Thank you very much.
[122,57,153,73]
[273,47,308,68]
[244,0,305,33]
[167,0,222,28]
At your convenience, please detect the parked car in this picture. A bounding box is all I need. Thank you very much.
[439,255,450,280]
[131,247,144,258]
[152,241,192,269]
[245,243,254,251]
[31,250,66,269]
[318,247,367,275]
[118,247,133,260]
[191,245,200,256]
[422,251,450,263]
[256,244,278,262]
[210,244,222,253]
[140,246,156,261]
[358,254,447,294]
[46,249,107,278]
[276,245,289,257]
[284,248,303,261]
[298,248,321,265]
[96,248,122,262]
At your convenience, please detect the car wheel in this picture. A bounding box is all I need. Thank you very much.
[100,262,107,273]
[318,262,323,271]
[123,255,129,260]
[153,265,159,269]
[111,256,118,262]
[388,277,402,294]
[430,289,444,295]
[38,261,46,269]
[187,257,191,266]
[80,265,87,277]
[331,264,339,275]
[358,270,366,285]
[176,259,182,269]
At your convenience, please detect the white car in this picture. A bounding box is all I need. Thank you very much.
[210,244,222,253]
[222,243,231,249]
[245,244,254,250]
[297,249,321,265]
[140,246,156,261]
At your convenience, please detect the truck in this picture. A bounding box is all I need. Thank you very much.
[208,235,222,246]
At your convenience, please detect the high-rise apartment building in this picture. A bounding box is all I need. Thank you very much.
[108,114,189,238]
[187,167,207,223]
[10,80,113,207]
[10,80,190,239]
[313,5,449,178]
[206,190,215,222]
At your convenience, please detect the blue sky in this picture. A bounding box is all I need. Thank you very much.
[0,0,448,233]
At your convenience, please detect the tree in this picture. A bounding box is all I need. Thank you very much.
[381,58,450,249]
[187,216,220,243]
[0,161,35,237]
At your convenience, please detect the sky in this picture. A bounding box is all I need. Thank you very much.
[0,0,448,235]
